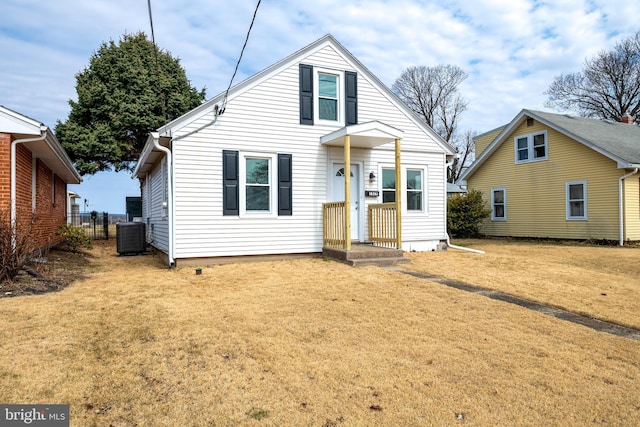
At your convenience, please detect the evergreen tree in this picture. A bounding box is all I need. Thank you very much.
[56,32,206,175]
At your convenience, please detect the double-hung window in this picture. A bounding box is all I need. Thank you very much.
[318,73,338,121]
[491,188,506,220]
[381,168,396,203]
[245,157,271,212]
[315,69,342,124]
[406,169,423,211]
[223,151,292,217]
[515,131,547,163]
[566,181,587,220]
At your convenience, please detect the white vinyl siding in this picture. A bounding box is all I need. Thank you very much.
[160,42,449,259]
[147,164,169,253]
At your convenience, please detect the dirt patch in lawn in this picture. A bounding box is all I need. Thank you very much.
[0,244,92,297]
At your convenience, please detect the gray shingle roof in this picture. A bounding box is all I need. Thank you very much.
[527,109,640,165]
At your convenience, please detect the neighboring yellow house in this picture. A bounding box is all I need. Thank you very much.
[459,109,640,245]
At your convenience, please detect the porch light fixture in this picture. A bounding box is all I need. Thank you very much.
[369,171,376,181]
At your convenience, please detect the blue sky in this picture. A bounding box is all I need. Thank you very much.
[1,0,638,213]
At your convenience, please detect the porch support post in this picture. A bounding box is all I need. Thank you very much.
[395,138,402,249]
[344,134,351,250]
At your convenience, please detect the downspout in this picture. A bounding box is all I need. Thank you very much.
[153,136,175,267]
[619,167,639,246]
[445,156,485,254]
[10,130,47,243]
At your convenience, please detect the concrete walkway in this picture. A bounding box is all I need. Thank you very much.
[392,268,640,342]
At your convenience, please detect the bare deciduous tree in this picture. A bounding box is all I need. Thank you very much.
[392,64,471,182]
[545,32,640,122]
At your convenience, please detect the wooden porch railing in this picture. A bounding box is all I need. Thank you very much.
[368,203,397,248]
[323,201,346,248]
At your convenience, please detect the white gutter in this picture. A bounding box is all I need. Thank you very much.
[152,134,175,266]
[10,129,47,237]
[619,167,639,246]
[445,155,485,254]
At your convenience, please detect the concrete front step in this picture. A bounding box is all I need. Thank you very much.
[323,245,409,267]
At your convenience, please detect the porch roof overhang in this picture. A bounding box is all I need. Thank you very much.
[320,121,404,148]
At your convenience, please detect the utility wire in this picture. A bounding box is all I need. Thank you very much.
[147,0,167,120]
[219,0,262,115]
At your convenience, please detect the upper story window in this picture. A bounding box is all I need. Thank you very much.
[299,64,357,126]
[318,73,338,121]
[515,131,547,164]
[316,70,341,124]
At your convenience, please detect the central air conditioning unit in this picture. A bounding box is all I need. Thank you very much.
[116,222,146,255]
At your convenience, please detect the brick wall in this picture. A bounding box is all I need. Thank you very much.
[1,133,68,249]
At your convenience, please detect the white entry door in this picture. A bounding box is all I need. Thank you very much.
[332,163,360,240]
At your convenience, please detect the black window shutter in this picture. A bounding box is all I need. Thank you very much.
[278,153,292,216]
[345,71,358,125]
[299,64,314,125]
[222,150,239,215]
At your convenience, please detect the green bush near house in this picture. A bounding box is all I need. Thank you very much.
[56,224,93,253]
[447,189,491,238]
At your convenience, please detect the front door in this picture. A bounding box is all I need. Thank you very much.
[332,163,360,240]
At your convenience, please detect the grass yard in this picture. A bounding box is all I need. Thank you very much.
[406,239,640,330]
[0,239,639,426]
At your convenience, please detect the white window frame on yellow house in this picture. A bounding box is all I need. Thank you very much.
[515,131,548,164]
[566,180,587,220]
[491,187,506,221]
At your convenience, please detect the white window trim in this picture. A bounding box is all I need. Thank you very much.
[239,152,278,217]
[566,180,587,220]
[314,67,343,126]
[514,130,548,164]
[377,165,427,214]
[380,166,396,204]
[491,187,507,221]
[402,165,426,214]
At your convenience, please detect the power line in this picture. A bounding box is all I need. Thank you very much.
[219,0,262,115]
[147,0,167,120]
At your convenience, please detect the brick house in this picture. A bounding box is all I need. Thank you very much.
[0,105,81,251]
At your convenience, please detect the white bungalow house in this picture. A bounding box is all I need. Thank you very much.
[133,34,455,266]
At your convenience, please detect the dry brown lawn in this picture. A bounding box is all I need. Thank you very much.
[406,239,640,330]
[0,239,639,426]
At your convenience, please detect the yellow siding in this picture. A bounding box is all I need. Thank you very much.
[468,119,626,240]
[474,127,504,157]
[624,175,640,241]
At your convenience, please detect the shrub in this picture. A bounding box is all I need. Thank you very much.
[447,189,491,238]
[0,206,42,283]
[56,224,93,253]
